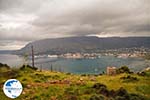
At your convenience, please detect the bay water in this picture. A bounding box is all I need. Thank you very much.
[0,54,150,74]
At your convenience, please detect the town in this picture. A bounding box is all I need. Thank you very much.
[34,47,150,59]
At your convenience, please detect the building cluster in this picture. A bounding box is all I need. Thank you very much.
[50,53,100,59]
[34,47,150,60]
[103,47,149,58]
[107,67,117,75]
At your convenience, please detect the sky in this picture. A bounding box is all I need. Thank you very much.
[0,0,150,50]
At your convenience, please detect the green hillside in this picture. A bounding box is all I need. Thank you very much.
[0,64,150,100]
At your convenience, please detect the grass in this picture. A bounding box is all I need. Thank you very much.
[0,66,150,100]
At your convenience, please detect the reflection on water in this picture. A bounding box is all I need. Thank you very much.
[0,54,150,74]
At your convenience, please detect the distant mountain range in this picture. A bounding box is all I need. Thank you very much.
[14,36,150,55]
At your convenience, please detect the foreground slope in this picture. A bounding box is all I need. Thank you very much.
[0,65,150,100]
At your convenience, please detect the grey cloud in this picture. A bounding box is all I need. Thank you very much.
[0,0,43,13]
[0,0,21,10]
[0,40,28,50]
[126,24,150,33]
[0,0,150,50]
[32,0,150,36]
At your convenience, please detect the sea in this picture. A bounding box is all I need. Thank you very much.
[0,54,150,74]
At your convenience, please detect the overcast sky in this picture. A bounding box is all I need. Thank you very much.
[0,0,150,50]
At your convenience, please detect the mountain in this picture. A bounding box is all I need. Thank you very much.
[16,36,150,55]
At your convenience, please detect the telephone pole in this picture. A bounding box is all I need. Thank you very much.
[31,45,35,68]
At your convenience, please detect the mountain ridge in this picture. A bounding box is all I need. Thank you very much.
[15,36,150,55]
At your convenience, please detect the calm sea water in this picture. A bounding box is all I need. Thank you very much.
[0,54,150,74]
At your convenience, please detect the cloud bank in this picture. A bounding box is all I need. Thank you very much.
[0,0,150,50]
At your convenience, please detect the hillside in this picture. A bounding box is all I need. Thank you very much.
[16,36,150,55]
[0,65,150,100]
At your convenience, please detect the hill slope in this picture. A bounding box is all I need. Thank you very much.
[16,36,150,55]
[0,66,150,100]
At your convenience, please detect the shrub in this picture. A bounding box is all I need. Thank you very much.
[92,83,107,90]
[109,89,116,97]
[116,66,130,74]
[66,73,71,75]
[137,71,146,76]
[20,64,37,71]
[120,75,139,82]
[129,93,145,100]
[92,83,109,97]
[34,79,41,83]
[0,63,10,69]
[81,74,87,76]
[97,87,109,97]
[90,94,105,100]
[52,75,60,79]
[115,87,128,96]
[115,87,130,100]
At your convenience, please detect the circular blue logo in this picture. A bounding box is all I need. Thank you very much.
[3,79,23,99]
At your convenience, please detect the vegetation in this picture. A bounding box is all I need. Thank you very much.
[0,64,150,100]
[20,64,38,71]
[0,63,10,69]
[116,66,132,74]
[120,75,139,83]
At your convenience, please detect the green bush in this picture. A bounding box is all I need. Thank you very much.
[0,63,10,69]
[20,64,37,71]
[92,83,107,90]
[34,79,42,83]
[115,87,129,100]
[97,87,109,97]
[90,94,105,100]
[52,75,60,79]
[116,66,131,74]
[92,83,109,97]
[109,89,116,97]
[115,87,128,96]
[120,75,139,82]
[129,93,145,100]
